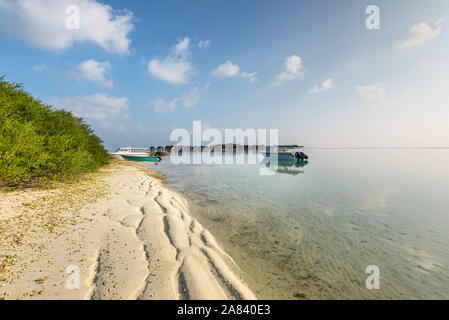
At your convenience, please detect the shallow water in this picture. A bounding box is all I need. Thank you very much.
[152,149,449,299]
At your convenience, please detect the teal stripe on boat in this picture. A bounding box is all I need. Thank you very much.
[122,155,161,162]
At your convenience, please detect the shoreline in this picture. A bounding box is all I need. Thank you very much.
[0,161,256,300]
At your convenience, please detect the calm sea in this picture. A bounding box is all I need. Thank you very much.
[152,149,449,299]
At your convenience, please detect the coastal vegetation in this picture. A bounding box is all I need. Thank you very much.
[0,77,109,189]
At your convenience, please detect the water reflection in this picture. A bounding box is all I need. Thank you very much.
[155,149,449,299]
[264,158,309,175]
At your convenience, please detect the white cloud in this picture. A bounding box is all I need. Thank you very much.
[77,59,113,88]
[0,0,135,55]
[33,64,51,72]
[174,37,190,55]
[153,98,179,114]
[48,93,129,128]
[152,83,209,113]
[181,88,201,109]
[198,39,211,48]
[357,82,390,106]
[181,83,209,108]
[33,59,114,87]
[148,59,192,84]
[397,19,444,49]
[273,55,305,85]
[212,60,239,77]
[212,60,257,82]
[308,78,335,95]
[239,72,258,83]
[148,37,194,84]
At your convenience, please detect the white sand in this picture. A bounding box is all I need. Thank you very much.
[0,162,256,300]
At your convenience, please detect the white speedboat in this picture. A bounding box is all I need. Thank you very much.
[111,147,151,157]
[110,147,161,162]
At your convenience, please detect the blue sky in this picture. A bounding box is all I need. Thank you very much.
[0,0,448,150]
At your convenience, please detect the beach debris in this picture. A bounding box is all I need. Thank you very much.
[34,278,45,284]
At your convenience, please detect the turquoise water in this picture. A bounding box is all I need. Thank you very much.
[153,149,449,299]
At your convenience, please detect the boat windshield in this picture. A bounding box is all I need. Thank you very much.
[115,147,149,153]
[267,145,304,152]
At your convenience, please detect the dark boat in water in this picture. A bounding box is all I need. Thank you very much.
[265,145,309,161]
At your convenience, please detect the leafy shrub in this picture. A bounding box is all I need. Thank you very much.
[0,77,109,189]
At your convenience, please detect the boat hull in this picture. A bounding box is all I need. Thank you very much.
[122,155,161,162]
[265,152,296,160]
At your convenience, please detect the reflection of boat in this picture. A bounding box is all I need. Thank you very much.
[265,145,309,161]
[264,158,308,175]
[111,147,161,162]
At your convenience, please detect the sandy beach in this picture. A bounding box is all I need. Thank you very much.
[0,161,256,300]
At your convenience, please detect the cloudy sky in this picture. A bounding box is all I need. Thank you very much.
[0,0,448,150]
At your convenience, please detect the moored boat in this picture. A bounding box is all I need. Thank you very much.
[121,155,161,162]
[265,145,309,160]
[111,147,161,162]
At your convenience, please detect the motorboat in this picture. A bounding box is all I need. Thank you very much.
[110,147,161,162]
[265,145,309,160]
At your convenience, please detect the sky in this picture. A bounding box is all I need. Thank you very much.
[0,0,448,150]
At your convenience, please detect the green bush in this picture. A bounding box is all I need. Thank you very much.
[0,77,109,189]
